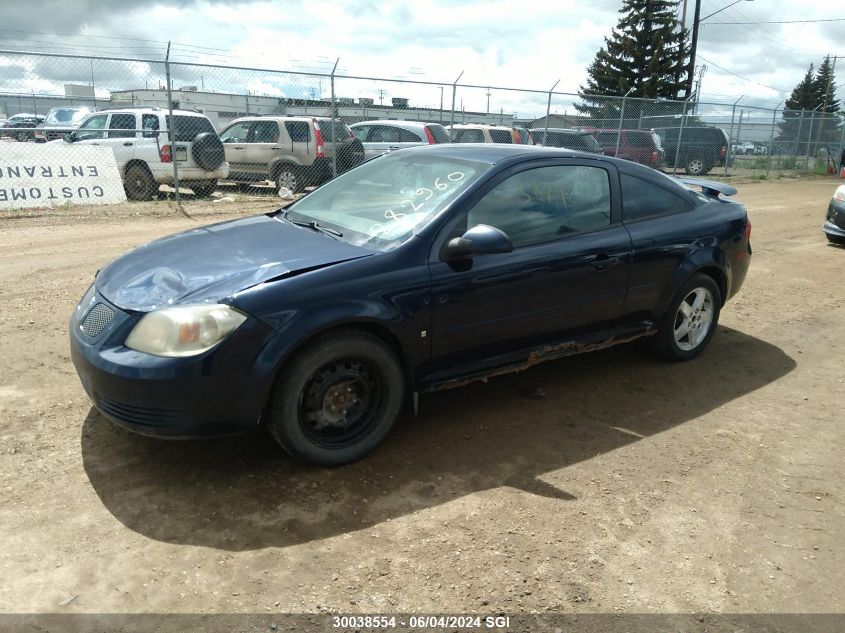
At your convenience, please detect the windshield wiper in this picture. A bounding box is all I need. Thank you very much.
[279,210,343,238]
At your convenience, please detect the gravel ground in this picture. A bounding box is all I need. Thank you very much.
[0,180,842,623]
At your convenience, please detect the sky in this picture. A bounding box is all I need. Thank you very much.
[0,0,843,119]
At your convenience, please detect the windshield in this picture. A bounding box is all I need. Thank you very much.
[46,108,89,125]
[280,152,490,251]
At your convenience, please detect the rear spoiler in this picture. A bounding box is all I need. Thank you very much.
[680,178,737,198]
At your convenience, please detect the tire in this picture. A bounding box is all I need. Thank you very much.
[15,131,28,142]
[684,155,711,176]
[190,180,217,198]
[826,233,845,245]
[653,273,721,362]
[124,164,158,201]
[191,132,225,171]
[275,165,305,194]
[267,329,406,466]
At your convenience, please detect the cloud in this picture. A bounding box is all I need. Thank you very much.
[0,0,840,113]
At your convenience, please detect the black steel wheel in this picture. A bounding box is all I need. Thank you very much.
[124,164,157,201]
[267,329,405,466]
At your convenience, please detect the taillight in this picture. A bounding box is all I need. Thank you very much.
[745,219,752,241]
[514,130,521,144]
[424,126,436,144]
[313,119,325,158]
[159,144,172,163]
[651,150,658,162]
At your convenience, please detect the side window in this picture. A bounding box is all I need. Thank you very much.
[108,113,136,139]
[467,165,612,248]
[398,128,423,143]
[488,129,513,144]
[350,125,369,141]
[367,125,400,142]
[142,114,160,138]
[75,114,108,140]
[453,128,484,143]
[627,132,651,148]
[220,121,252,143]
[250,121,279,143]
[621,173,692,222]
[284,121,311,143]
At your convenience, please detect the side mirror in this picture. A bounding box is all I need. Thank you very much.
[444,224,513,260]
[63,132,75,143]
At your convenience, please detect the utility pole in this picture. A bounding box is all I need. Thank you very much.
[685,0,701,98]
[486,87,491,114]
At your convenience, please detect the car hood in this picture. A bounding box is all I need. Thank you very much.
[96,214,372,312]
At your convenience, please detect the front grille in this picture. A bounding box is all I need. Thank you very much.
[97,395,183,427]
[81,303,115,337]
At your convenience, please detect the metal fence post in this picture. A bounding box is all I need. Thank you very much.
[805,111,817,172]
[164,43,183,213]
[615,88,634,157]
[794,110,805,157]
[544,79,559,146]
[725,95,743,177]
[672,99,690,176]
[330,57,339,179]
[838,115,845,174]
[766,100,783,178]
[449,71,463,141]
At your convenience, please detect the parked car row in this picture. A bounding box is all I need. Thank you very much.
[35,104,734,202]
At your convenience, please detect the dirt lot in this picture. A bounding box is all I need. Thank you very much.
[0,180,843,622]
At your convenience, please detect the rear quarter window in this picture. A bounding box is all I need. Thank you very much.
[285,121,311,142]
[488,129,513,144]
[426,125,450,144]
[166,115,215,142]
[621,173,693,222]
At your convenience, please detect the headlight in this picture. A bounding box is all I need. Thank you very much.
[125,304,247,358]
[833,185,845,203]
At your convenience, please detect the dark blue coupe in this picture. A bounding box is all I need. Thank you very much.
[70,144,752,466]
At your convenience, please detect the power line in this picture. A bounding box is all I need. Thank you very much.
[706,18,845,24]
[697,55,788,93]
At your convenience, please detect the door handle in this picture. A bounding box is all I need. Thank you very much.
[122,142,133,146]
[231,147,244,150]
[590,253,618,270]
[388,146,401,150]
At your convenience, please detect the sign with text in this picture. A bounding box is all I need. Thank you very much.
[0,143,126,210]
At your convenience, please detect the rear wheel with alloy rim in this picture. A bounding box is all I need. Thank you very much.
[267,329,405,466]
[276,166,304,194]
[685,155,710,176]
[653,273,721,361]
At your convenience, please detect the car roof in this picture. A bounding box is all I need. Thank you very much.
[392,143,609,164]
[451,124,514,130]
[536,128,592,134]
[93,108,207,117]
[351,120,434,127]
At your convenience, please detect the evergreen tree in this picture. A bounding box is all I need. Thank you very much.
[576,0,689,125]
[778,58,840,153]
[812,56,840,146]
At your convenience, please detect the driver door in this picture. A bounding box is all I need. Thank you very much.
[425,160,632,380]
[219,120,253,179]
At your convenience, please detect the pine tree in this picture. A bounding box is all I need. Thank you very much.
[576,0,689,126]
[812,56,840,146]
[777,65,816,146]
[778,58,840,152]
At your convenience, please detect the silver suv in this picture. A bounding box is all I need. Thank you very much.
[350,120,450,160]
[219,116,365,193]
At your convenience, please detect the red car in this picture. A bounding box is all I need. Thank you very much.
[590,129,663,169]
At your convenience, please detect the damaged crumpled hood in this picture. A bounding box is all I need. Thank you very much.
[96,214,371,311]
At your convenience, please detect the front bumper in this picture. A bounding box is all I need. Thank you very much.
[823,199,845,237]
[70,290,274,438]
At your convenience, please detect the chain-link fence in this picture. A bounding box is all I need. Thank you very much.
[2,49,844,208]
